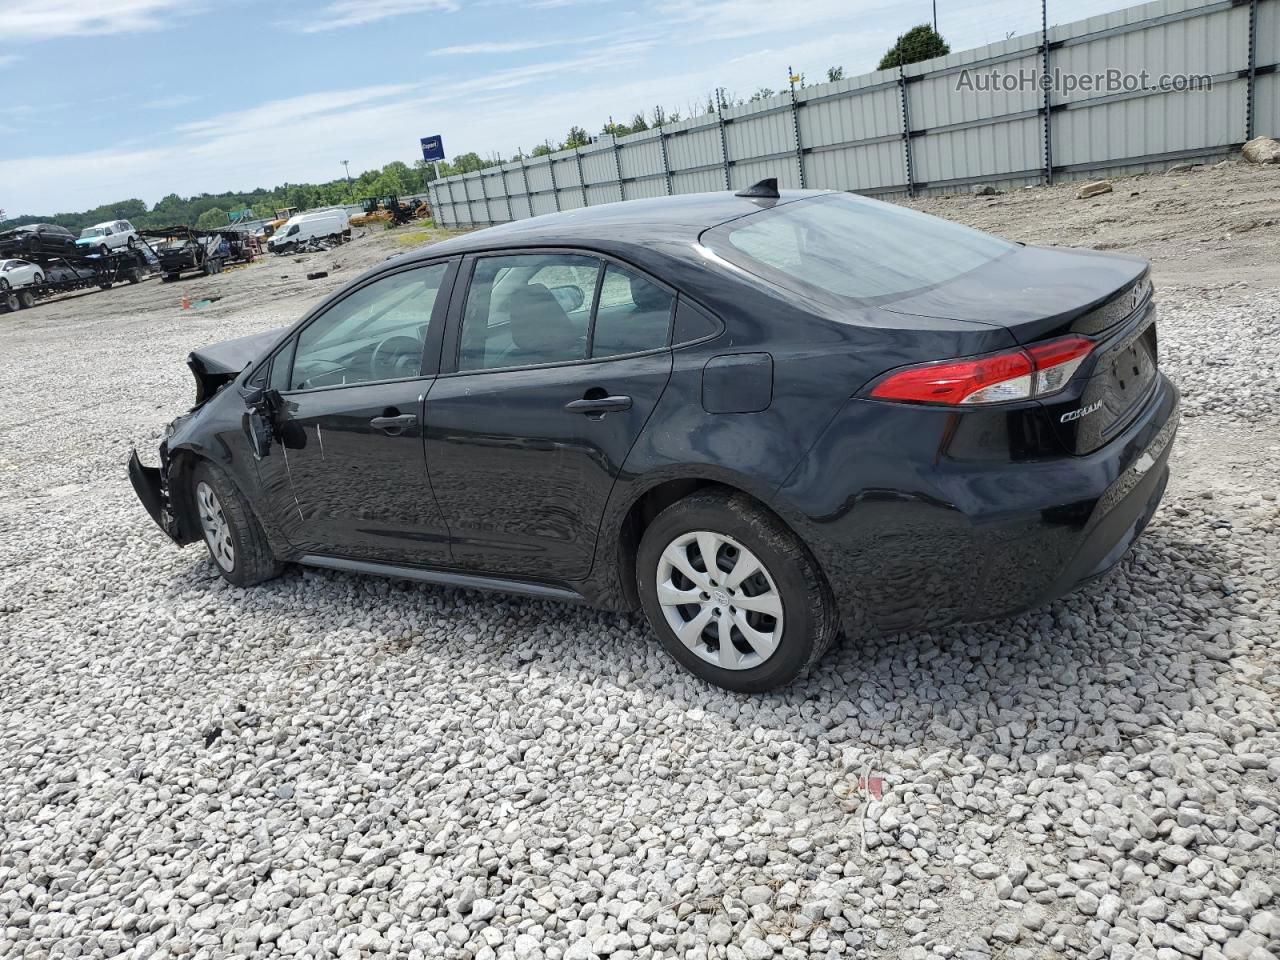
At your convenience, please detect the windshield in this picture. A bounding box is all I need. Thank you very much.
[80,227,107,238]
[705,192,1014,304]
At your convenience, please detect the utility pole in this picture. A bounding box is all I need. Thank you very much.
[932,0,938,32]
[340,160,353,202]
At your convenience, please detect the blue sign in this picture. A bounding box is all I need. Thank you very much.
[420,136,445,162]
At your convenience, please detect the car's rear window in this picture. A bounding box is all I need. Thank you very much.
[704,192,1014,303]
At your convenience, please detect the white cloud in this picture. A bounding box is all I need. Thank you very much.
[437,37,598,55]
[177,84,419,139]
[0,0,188,42]
[142,94,200,110]
[300,0,458,32]
[0,54,20,68]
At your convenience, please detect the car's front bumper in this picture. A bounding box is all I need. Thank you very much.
[129,448,183,544]
[778,374,1180,638]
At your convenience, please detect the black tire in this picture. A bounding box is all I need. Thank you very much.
[1,292,17,313]
[191,461,283,587]
[17,290,35,310]
[0,278,7,292]
[98,244,110,257]
[162,273,178,283]
[636,489,838,693]
[33,273,43,285]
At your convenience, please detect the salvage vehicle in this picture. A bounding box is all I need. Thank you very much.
[140,227,252,281]
[130,180,1178,692]
[76,220,139,256]
[0,223,78,257]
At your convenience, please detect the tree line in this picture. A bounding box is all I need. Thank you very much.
[1,26,946,234]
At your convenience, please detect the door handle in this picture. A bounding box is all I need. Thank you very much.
[564,395,632,415]
[370,413,417,432]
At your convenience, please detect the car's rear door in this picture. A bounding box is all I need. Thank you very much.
[253,258,459,564]
[424,250,676,581]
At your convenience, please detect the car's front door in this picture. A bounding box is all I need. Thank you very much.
[425,251,676,581]
[256,259,458,564]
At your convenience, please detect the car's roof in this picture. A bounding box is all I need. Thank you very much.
[420,188,832,257]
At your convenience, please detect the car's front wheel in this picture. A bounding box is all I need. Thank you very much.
[636,489,838,693]
[191,462,283,587]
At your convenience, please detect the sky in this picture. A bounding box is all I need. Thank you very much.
[0,0,1140,216]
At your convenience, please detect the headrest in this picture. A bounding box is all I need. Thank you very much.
[629,273,669,312]
[508,283,577,358]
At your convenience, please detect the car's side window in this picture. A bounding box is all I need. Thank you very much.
[269,338,296,393]
[458,254,601,371]
[288,262,448,391]
[591,264,674,358]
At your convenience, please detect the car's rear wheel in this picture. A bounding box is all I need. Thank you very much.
[636,489,838,692]
[0,279,8,292]
[191,462,283,586]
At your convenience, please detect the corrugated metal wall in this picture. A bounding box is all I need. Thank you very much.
[431,0,1279,227]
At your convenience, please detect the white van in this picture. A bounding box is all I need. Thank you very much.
[268,210,349,253]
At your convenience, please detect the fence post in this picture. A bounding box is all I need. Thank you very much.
[1041,0,1055,185]
[502,168,513,223]
[1246,0,1259,141]
[611,135,625,202]
[715,99,731,190]
[788,66,807,188]
[897,64,916,197]
[519,157,531,218]
[575,147,589,206]
[658,128,673,195]
[547,156,561,212]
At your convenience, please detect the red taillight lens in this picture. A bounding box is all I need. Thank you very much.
[868,335,1095,407]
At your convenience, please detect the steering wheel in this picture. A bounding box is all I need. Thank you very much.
[370,335,423,380]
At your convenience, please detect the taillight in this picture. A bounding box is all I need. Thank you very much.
[868,335,1095,406]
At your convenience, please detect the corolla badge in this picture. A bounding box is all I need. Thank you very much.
[1060,399,1103,423]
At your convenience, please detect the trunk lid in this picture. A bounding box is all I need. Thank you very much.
[884,244,1157,454]
[881,245,1149,343]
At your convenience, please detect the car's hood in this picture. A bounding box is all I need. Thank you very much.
[881,244,1148,343]
[187,327,286,406]
[189,327,286,376]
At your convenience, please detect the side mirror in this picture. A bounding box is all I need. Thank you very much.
[240,386,283,460]
[549,284,586,312]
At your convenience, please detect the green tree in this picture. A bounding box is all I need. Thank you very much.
[878,24,949,70]
[530,143,554,157]
[564,125,590,148]
[826,65,845,82]
[195,207,227,229]
[748,87,776,102]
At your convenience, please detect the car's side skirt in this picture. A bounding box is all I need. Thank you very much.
[297,554,587,603]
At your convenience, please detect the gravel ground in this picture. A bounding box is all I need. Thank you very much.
[2,161,1279,960]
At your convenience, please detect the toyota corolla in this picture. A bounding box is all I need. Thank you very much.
[130,180,1178,692]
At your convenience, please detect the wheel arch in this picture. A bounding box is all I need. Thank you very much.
[165,446,287,555]
[608,473,816,611]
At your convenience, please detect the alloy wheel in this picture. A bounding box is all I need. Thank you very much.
[655,530,784,670]
[195,481,235,571]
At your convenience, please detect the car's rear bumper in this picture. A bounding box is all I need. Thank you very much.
[778,374,1180,638]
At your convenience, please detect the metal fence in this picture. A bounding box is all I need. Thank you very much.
[429,0,1278,228]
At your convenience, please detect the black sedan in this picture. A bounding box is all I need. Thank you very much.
[0,223,79,258]
[130,180,1178,692]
